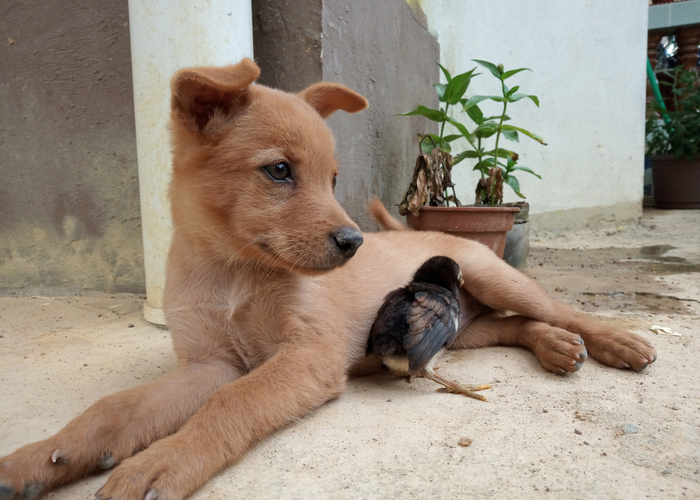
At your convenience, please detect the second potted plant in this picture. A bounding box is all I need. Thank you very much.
[398,60,547,259]
[646,65,700,209]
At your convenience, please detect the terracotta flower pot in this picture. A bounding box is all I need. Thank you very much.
[651,155,700,209]
[406,206,520,258]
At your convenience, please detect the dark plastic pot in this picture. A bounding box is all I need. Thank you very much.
[651,155,700,209]
[503,202,529,269]
[406,206,520,258]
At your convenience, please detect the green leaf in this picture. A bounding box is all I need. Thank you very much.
[500,124,547,145]
[473,122,499,138]
[398,105,446,122]
[466,104,484,125]
[445,116,471,138]
[437,63,452,83]
[511,166,542,179]
[509,93,540,106]
[501,67,531,80]
[442,134,462,143]
[452,150,480,166]
[444,69,475,105]
[434,83,448,102]
[456,150,480,159]
[504,175,526,198]
[473,158,495,173]
[484,148,518,160]
[463,95,503,110]
[506,85,520,97]
[502,129,519,142]
[484,114,511,122]
[473,59,502,79]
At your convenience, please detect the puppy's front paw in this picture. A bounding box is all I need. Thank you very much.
[585,330,656,371]
[532,327,588,375]
[0,438,79,500]
[96,438,204,500]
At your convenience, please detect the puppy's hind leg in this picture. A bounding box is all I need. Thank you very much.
[452,246,656,372]
[0,360,238,499]
[450,311,588,375]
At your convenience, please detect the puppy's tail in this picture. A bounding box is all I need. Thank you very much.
[367,197,410,231]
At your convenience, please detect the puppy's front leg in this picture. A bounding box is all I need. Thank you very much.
[0,361,237,500]
[95,339,346,500]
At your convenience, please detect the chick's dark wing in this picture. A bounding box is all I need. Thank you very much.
[403,286,459,374]
[367,288,412,357]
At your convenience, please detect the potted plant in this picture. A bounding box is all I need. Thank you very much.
[398,60,546,259]
[645,65,700,209]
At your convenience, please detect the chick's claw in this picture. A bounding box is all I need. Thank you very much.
[424,370,491,402]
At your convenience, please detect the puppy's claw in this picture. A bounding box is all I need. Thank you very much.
[51,449,69,465]
[99,453,115,470]
[145,489,159,500]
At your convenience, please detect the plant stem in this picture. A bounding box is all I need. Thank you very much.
[440,103,449,143]
[490,79,509,206]
[441,104,450,206]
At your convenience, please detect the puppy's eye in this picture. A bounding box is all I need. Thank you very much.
[263,162,291,182]
[332,175,337,191]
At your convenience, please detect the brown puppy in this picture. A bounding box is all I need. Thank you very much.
[0,58,656,500]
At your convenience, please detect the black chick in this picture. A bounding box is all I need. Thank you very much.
[367,256,490,401]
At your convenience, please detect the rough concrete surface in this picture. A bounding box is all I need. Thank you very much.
[1,209,699,499]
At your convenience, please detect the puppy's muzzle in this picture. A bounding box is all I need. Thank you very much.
[330,226,363,260]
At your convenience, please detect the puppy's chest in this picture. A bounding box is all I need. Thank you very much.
[213,275,296,365]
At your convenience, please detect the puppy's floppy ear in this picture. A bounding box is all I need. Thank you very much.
[170,58,261,134]
[298,83,369,119]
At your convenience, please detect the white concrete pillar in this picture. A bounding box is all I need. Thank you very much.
[128,0,253,325]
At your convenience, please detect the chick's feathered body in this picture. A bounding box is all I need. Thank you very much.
[368,280,459,376]
[367,256,490,401]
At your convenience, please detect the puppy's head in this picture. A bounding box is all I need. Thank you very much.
[169,58,368,274]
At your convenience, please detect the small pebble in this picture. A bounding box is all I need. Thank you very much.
[583,441,590,445]
[574,429,582,435]
[543,409,548,413]
[622,424,639,434]
[458,437,473,447]
[662,469,672,475]
[128,323,135,328]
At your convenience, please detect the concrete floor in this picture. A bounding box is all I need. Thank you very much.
[1,208,699,500]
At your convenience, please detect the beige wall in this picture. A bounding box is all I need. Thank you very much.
[0,0,438,293]
[421,0,648,228]
[0,0,143,294]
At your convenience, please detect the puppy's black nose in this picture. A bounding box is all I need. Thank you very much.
[330,226,363,257]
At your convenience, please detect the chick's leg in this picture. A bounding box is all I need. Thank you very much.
[421,369,490,401]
